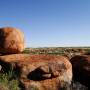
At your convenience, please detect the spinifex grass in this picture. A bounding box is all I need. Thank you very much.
[0,70,20,90]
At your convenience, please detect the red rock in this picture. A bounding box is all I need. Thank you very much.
[0,27,24,54]
[20,77,63,90]
[70,55,90,87]
[0,54,72,90]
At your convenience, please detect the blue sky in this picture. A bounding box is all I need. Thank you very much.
[0,0,90,47]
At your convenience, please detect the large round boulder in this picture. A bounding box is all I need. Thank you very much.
[0,27,24,54]
[70,55,90,88]
[0,54,72,90]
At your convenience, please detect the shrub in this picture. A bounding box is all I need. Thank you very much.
[0,71,20,90]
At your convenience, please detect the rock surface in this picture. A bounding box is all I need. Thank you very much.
[0,27,24,54]
[0,54,72,90]
[70,55,90,87]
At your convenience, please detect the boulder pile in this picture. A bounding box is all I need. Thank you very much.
[0,54,72,90]
[0,27,73,90]
[0,27,89,89]
[0,27,90,90]
[0,27,90,89]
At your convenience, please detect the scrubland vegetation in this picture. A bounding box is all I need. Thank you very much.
[23,47,90,59]
[0,71,20,90]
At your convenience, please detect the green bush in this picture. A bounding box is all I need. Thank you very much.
[0,72,20,90]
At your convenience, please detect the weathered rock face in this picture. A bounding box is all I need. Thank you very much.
[70,55,90,87]
[0,27,24,54]
[20,77,64,90]
[0,54,72,90]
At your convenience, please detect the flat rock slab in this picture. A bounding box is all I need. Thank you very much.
[0,54,72,90]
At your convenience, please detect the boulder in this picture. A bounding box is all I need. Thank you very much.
[0,54,72,90]
[70,55,90,87]
[0,27,24,54]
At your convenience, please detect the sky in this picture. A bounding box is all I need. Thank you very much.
[0,0,90,47]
